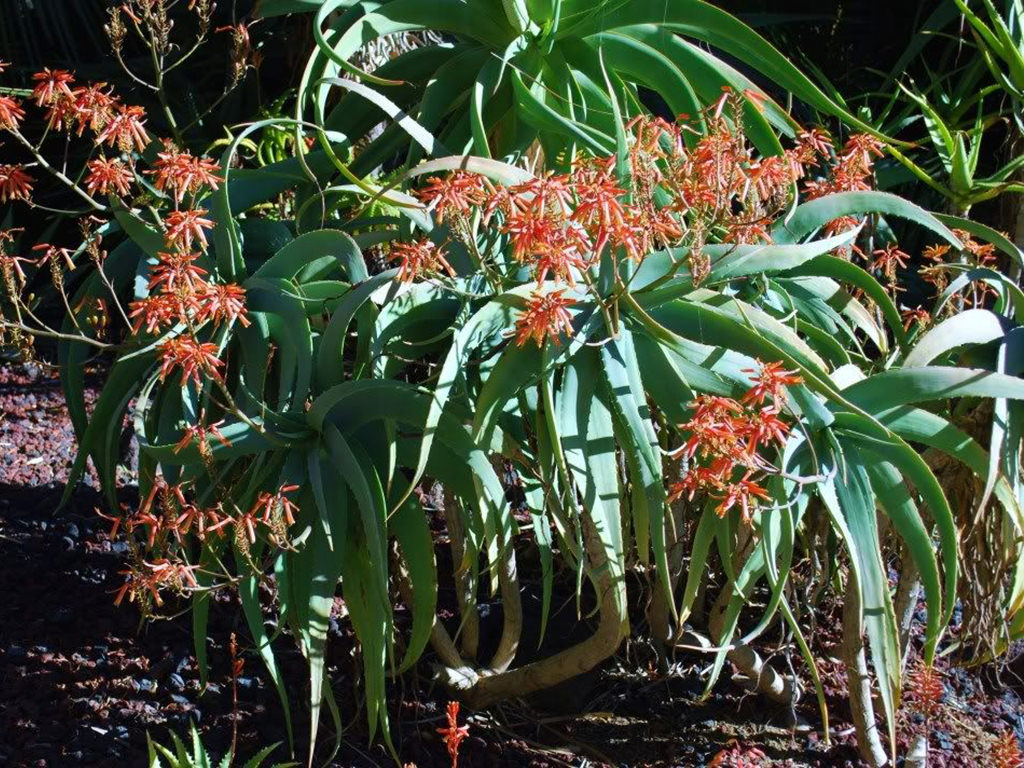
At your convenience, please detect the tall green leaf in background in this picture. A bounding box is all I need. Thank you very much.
[260,0,883,169]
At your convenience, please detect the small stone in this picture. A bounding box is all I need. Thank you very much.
[135,678,156,693]
[168,673,186,692]
[7,645,27,663]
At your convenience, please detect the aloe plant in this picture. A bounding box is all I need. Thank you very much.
[46,85,1024,768]
[1,10,1011,765]
[258,0,884,176]
[147,724,295,768]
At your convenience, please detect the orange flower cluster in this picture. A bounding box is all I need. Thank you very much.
[156,336,224,387]
[173,413,231,456]
[0,65,149,207]
[389,238,455,283]
[901,307,931,332]
[84,157,134,196]
[0,95,25,130]
[0,230,33,290]
[103,480,301,610]
[992,730,1024,768]
[514,289,575,347]
[668,361,802,523]
[114,558,199,608]
[0,64,222,219]
[115,149,248,384]
[24,68,148,150]
[904,663,944,719]
[0,164,33,203]
[918,228,1000,310]
[148,144,223,203]
[406,92,875,348]
[802,132,886,249]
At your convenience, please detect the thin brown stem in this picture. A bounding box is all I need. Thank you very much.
[0,320,113,349]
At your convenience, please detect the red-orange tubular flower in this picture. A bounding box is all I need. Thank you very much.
[514,289,575,347]
[905,663,944,719]
[0,164,34,203]
[741,360,803,408]
[129,294,187,334]
[148,146,222,203]
[96,104,150,153]
[32,243,76,270]
[157,336,224,387]
[389,239,455,283]
[437,701,470,768]
[0,95,25,131]
[31,68,75,107]
[570,157,630,256]
[668,361,801,524]
[164,208,215,252]
[991,730,1024,768]
[196,283,250,328]
[70,82,118,136]
[252,484,301,527]
[173,417,232,454]
[148,251,208,293]
[716,473,771,522]
[85,157,134,197]
[418,171,488,224]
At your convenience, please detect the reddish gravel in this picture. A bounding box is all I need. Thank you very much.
[0,362,96,487]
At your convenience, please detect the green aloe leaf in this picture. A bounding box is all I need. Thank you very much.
[389,496,439,673]
[599,329,671,618]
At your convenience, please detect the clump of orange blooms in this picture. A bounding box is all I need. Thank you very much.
[0,58,275,613]
[992,730,1024,768]
[100,479,301,612]
[668,361,802,523]
[905,663,945,719]
[403,89,889,349]
[0,62,248,384]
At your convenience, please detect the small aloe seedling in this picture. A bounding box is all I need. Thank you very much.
[147,722,296,768]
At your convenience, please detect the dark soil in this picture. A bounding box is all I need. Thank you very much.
[1,361,1021,768]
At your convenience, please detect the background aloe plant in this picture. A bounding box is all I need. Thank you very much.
[258,0,885,180]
